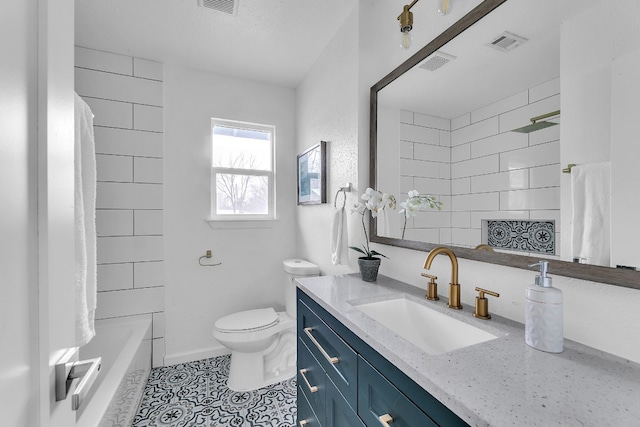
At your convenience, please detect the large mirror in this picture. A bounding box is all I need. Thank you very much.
[370,0,640,288]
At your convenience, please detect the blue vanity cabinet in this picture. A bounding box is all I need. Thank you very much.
[297,295,358,407]
[297,337,326,426]
[358,356,438,427]
[297,384,322,427]
[297,288,468,427]
[325,377,366,427]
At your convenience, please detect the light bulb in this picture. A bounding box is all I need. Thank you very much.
[438,0,451,15]
[400,30,413,50]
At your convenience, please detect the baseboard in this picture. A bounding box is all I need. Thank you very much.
[163,346,231,366]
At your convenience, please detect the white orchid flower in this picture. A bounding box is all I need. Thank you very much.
[399,200,419,218]
[398,189,443,239]
[350,188,396,259]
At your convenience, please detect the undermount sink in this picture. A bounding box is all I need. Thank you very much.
[354,297,498,355]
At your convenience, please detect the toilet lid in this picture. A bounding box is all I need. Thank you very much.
[215,308,279,332]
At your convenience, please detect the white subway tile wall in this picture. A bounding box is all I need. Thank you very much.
[398,78,561,254]
[75,46,165,367]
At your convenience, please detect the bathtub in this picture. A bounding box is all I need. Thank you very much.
[75,316,152,427]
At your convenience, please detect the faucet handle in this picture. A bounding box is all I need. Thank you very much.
[421,273,439,301]
[473,287,500,320]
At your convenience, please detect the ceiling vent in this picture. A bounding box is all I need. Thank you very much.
[198,0,238,15]
[418,51,456,72]
[487,31,528,52]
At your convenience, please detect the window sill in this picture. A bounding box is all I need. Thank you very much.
[205,218,279,230]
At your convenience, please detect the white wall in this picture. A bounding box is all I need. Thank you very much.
[163,64,297,364]
[296,5,361,275]
[561,0,640,266]
[295,0,640,364]
[74,47,166,368]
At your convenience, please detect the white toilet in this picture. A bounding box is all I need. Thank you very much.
[213,258,319,391]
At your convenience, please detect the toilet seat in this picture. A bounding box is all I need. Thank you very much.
[214,308,279,333]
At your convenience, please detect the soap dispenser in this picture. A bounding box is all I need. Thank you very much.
[525,261,563,353]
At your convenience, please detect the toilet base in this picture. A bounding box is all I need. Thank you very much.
[226,329,296,392]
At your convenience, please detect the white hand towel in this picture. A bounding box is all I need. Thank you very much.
[331,207,345,265]
[571,162,610,267]
[74,93,97,347]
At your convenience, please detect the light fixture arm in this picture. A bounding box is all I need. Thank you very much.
[406,0,420,12]
[529,110,560,124]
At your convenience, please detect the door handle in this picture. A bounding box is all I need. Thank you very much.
[55,347,102,410]
[379,413,394,426]
[299,369,318,393]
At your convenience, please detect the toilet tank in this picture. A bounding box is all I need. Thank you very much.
[283,259,319,318]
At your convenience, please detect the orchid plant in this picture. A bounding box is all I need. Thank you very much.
[399,190,443,239]
[350,188,396,259]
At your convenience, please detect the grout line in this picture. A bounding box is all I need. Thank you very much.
[93,124,163,134]
[74,65,163,83]
[80,95,163,108]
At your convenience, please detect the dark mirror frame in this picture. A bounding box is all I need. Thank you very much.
[369,0,640,290]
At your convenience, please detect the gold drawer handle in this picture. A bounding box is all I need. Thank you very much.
[303,327,339,364]
[299,420,308,426]
[379,414,394,426]
[299,369,318,393]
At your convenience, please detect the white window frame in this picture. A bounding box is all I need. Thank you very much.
[209,118,276,222]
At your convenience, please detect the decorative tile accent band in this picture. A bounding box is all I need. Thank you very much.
[487,220,555,254]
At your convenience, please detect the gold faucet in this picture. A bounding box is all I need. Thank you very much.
[474,244,494,252]
[423,247,462,309]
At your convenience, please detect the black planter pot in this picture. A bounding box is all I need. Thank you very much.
[358,257,381,282]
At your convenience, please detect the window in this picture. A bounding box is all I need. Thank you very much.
[210,119,275,220]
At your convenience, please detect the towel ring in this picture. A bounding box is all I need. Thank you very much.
[199,250,222,267]
[334,189,347,208]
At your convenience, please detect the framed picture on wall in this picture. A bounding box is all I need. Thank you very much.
[297,141,327,205]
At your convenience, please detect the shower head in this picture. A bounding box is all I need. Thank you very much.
[511,110,560,133]
[511,120,558,133]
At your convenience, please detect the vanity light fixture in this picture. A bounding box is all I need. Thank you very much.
[437,0,452,15]
[398,0,420,50]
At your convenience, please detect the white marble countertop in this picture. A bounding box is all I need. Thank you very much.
[296,274,640,427]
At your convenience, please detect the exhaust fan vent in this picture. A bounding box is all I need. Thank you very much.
[418,51,456,72]
[487,31,528,52]
[198,0,238,15]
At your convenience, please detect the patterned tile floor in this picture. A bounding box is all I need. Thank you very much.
[133,355,297,427]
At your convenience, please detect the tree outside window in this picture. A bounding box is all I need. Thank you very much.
[210,120,275,219]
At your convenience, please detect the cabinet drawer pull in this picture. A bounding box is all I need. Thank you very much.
[299,420,308,426]
[299,369,318,393]
[379,414,394,426]
[303,327,339,364]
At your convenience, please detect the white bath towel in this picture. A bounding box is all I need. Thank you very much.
[331,207,346,265]
[571,162,611,267]
[74,93,97,347]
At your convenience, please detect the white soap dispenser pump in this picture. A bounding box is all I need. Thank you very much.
[525,261,563,353]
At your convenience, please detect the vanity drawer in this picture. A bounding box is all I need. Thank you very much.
[297,337,326,427]
[326,376,365,427]
[298,299,358,408]
[297,385,323,427]
[358,356,438,427]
